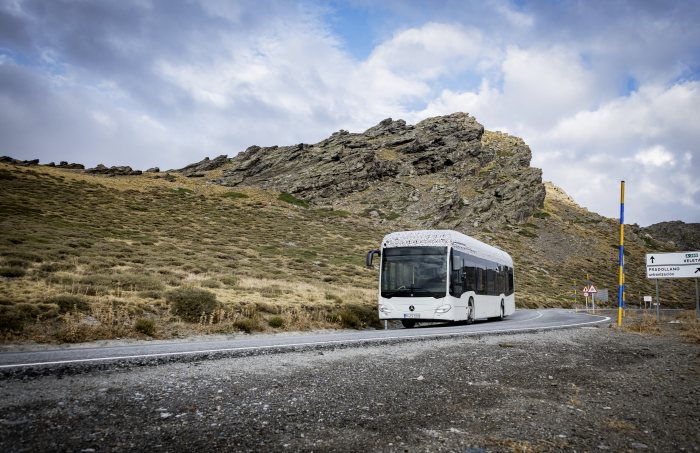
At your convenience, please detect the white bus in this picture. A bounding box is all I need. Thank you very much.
[366,230,515,328]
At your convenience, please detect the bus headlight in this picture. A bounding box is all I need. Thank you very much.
[435,304,452,314]
[379,304,391,313]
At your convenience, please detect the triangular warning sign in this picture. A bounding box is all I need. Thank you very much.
[582,286,590,293]
[588,285,598,293]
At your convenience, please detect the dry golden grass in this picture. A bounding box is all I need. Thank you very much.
[675,310,700,343]
[621,312,662,335]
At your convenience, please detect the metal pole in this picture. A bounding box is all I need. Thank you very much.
[655,279,660,321]
[384,320,388,330]
[695,278,699,320]
[617,180,625,326]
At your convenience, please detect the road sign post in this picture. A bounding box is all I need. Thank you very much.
[588,285,598,314]
[695,278,700,319]
[655,279,660,321]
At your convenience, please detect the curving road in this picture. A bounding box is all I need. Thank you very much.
[0,309,609,370]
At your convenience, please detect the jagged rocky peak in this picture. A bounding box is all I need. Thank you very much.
[215,112,545,228]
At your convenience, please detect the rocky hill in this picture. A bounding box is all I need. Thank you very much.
[0,112,697,343]
[216,113,544,230]
[641,221,700,251]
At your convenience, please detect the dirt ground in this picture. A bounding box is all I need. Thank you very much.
[0,319,698,452]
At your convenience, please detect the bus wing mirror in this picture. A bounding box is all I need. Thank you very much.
[366,249,380,268]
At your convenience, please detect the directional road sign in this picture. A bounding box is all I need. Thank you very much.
[646,251,700,279]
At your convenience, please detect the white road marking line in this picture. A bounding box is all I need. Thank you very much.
[0,315,610,369]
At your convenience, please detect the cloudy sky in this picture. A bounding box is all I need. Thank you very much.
[1,0,699,226]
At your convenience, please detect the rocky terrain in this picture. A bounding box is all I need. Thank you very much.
[641,221,700,251]
[1,320,698,452]
[217,113,544,230]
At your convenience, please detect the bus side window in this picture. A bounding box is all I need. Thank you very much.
[450,252,464,297]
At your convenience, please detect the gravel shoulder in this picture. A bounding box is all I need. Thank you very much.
[1,323,698,452]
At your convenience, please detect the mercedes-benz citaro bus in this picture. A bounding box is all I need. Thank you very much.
[366,230,515,328]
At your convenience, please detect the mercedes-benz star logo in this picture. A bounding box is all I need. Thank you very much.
[409,305,415,312]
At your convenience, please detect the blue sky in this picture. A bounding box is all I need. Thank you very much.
[1,0,699,226]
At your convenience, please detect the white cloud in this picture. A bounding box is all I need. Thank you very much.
[634,146,675,167]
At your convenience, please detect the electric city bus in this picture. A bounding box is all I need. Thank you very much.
[366,230,515,328]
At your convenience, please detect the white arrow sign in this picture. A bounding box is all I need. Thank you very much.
[646,251,700,266]
[646,251,700,279]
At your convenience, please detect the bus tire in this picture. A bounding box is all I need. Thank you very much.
[498,300,505,321]
[401,319,416,329]
[466,298,474,325]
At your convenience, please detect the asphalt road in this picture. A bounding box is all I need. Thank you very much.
[0,309,609,370]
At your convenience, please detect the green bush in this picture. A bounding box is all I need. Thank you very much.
[200,279,221,288]
[48,295,90,313]
[223,191,249,199]
[278,192,309,208]
[0,306,25,332]
[134,318,156,336]
[533,210,551,219]
[267,316,285,328]
[167,288,218,322]
[333,304,381,329]
[138,290,163,299]
[234,317,263,333]
[0,266,26,278]
[219,275,239,286]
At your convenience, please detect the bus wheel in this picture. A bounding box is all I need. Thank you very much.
[498,300,505,321]
[401,319,416,329]
[466,298,474,325]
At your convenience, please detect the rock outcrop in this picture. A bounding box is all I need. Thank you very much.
[641,221,700,251]
[176,155,229,177]
[85,164,142,176]
[215,113,545,229]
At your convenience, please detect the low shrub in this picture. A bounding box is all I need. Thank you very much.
[200,279,221,288]
[333,304,381,329]
[167,288,218,322]
[325,292,343,303]
[48,295,91,313]
[234,317,263,333]
[0,266,26,278]
[278,192,309,208]
[5,259,30,268]
[223,191,249,199]
[134,318,156,336]
[267,316,285,328]
[0,306,25,332]
[138,290,163,299]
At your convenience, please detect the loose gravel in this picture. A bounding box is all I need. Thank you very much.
[1,325,698,452]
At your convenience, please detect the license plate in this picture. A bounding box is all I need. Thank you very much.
[403,314,420,319]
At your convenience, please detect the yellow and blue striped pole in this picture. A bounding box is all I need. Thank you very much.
[618,181,625,326]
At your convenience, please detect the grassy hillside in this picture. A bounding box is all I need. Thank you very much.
[0,163,695,343]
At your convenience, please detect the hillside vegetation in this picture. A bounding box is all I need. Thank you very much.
[0,115,696,343]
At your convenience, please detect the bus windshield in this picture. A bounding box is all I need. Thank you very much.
[381,247,447,298]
